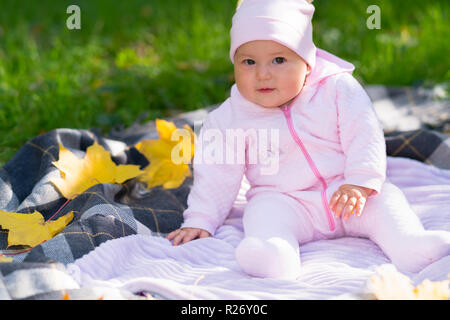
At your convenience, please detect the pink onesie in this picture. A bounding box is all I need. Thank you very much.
[180,49,450,279]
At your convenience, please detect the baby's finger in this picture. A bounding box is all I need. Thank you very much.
[329,191,341,210]
[343,197,357,221]
[334,193,348,219]
[182,229,200,244]
[199,230,211,238]
[342,206,353,221]
[166,229,180,240]
[355,198,367,217]
[172,229,186,246]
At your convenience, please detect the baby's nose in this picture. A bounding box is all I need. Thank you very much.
[256,65,271,80]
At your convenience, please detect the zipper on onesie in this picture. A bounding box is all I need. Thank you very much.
[281,104,336,232]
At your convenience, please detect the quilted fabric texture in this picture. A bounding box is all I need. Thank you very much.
[181,73,387,235]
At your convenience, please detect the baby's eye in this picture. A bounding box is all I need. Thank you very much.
[243,59,255,65]
[273,57,286,64]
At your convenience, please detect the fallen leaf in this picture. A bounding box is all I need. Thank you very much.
[62,292,71,300]
[0,254,13,263]
[369,265,449,300]
[62,292,104,300]
[51,141,143,199]
[369,265,416,299]
[135,119,195,189]
[138,158,192,189]
[414,279,450,300]
[0,210,73,248]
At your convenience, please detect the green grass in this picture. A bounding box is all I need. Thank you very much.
[0,0,449,166]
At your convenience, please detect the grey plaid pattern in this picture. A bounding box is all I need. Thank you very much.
[0,129,188,264]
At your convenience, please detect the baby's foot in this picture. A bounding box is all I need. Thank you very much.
[392,230,450,274]
[235,236,301,279]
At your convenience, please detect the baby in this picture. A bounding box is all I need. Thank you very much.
[167,0,450,279]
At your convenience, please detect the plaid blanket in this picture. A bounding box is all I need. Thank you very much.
[0,85,448,299]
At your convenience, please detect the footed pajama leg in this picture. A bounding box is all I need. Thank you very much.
[235,192,313,279]
[343,182,450,273]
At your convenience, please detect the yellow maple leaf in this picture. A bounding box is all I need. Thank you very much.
[62,292,71,300]
[50,141,143,199]
[0,210,74,248]
[414,279,450,300]
[0,254,13,263]
[135,119,196,189]
[369,265,449,300]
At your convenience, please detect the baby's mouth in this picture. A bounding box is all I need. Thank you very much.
[257,88,275,93]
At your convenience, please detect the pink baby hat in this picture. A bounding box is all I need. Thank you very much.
[230,0,317,69]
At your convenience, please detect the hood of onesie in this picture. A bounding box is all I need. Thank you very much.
[230,0,355,88]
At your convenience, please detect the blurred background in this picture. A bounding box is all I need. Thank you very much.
[0,0,449,166]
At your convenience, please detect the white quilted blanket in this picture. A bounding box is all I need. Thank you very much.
[67,156,450,299]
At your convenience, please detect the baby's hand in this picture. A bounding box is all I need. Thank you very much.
[166,227,211,246]
[329,184,374,221]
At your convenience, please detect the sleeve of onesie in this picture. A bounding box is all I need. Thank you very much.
[335,73,386,196]
[180,111,246,235]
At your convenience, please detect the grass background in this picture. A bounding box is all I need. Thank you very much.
[0,0,449,166]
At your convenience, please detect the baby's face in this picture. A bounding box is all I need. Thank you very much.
[234,40,309,108]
